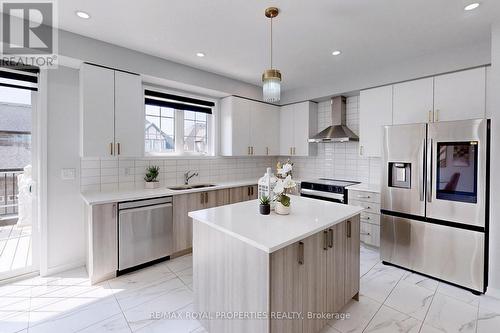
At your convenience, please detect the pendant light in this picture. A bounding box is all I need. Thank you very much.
[262,7,282,103]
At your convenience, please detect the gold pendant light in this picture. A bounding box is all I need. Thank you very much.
[262,7,282,103]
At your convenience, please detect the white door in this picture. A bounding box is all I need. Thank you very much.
[393,77,434,125]
[264,104,280,156]
[359,86,393,157]
[279,104,294,155]
[80,64,115,157]
[434,67,486,122]
[231,97,251,156]
[249,102,267,156]
[114,71,144,157]
[293,102,311,156]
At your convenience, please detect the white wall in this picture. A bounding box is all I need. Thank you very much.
[281,40,491,104]
[486,23,500,296]
[46,66,84,270]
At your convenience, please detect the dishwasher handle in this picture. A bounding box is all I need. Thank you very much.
[119,203,172,214]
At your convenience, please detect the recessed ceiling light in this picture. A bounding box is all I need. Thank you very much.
[464,3,480,11]
[332,50,342,56]
[196,52,206,58]
[75,11,91,19]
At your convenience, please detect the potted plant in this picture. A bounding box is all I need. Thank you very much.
[144,165,160,189]
[273,175,297,215]
[259,195,271,215]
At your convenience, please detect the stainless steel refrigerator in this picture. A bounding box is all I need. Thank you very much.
[381,119,490,293]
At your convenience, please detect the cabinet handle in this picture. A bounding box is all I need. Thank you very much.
[360,232,371,236]
[323,230,328,251]
[357,195,371,199]
[428,110,432,123]
[328,228,334,248]
[251,187,254,196]
[109,142,114,155]
[347,221,352,238]
[247,147,250,155]
[435,109,439,122]
[247,187,250,197]
[266,147,269,155]
[116,142,121,155]
[112,203,116,219]
[298,241,304,265]
[252,147,254,155]
[200,193,204,204]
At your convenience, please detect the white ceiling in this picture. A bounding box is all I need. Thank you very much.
[58,0,500,92]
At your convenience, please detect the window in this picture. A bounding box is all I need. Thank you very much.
[144,90,214,156]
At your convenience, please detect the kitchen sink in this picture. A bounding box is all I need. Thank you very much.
[168,184,216,190]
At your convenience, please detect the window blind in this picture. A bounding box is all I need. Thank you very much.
[0,66,39,91]
[144,89,214,114]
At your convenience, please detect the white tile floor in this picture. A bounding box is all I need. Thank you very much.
[0,224,32,274]
[0,245,498,333]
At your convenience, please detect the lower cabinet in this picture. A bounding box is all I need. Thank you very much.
[270,217,360,333]
[174,186,253,253]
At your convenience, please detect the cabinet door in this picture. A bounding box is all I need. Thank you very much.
[229,186,245,204]
[344,216,360,303]
[215,189,230,206]
[393,78,434,125]
[434,67,486,122]
[80,63,115,157]
[249,103,268,156]
[173,192,204,252]
[302,232,327,333]
[270,241,303,333]
[259,103,280,156]
[280,105,295,156]
[359,86,393,157]
[89,203,117,284]
[114,71,144,157]
[231,97,252,156]
[326,222,346,314]
[293,102,312,157]
[248,185,258,200]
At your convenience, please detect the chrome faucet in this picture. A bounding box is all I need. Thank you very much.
[184,170,199,185]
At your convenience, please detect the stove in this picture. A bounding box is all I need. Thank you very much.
[300,178,360,204]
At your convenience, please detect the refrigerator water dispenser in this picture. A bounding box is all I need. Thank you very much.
[389,162,411,189]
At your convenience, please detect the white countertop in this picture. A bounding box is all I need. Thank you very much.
[189,195,364,253]
[81,179,258,205]
[347,183,381,193]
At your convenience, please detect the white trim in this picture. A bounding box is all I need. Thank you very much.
[45,261,86,276]
[0,271,39,286]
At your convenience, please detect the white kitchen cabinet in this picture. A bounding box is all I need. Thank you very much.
[220,96,280,156]
[279,101,318,156]
[80,63,144,157]
[359,86,393,157]
[393,77,434,125]
[433,67,486,122]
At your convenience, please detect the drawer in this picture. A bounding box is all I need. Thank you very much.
[361,212,380,226]
[348,190,380,204]
[360,222,380,247]
[349,199,381,215]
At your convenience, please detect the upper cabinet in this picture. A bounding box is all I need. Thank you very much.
[80,63,144,158]
[220,96,280,156]
[279,101,318,156]
[433,67,486,122]
[359,85,393,157]
[393,77,434,125]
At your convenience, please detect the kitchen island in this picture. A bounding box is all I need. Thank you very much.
[188,195,363,333]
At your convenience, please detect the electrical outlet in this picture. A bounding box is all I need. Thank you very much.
[61,168,76,180]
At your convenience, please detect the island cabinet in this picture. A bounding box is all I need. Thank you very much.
[229,185,258,203]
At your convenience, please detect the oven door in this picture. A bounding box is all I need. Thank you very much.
[426,119,487,227]
[300,188,344,204]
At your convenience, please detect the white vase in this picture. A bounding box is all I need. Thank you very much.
[145,181,160,189]
[275,202,290,215]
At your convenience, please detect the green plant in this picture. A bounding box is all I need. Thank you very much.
[277,194,291,207]
[259,195,270,205]
[144,165,160,182]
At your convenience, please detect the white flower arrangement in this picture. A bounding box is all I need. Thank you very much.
[273,175,297,207]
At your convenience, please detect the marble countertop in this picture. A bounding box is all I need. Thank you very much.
[188,195,364,253]
[81,179,258,205]
[347,183,381,193]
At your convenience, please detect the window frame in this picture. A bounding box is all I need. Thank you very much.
[143,86,216,157]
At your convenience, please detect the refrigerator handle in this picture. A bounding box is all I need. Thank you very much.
[420,138,426,201]
[426,138,433,203]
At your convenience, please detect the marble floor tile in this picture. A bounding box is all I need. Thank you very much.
[369,262,406,279]
[479,294,500,311]
[436,282,480,307]
[477,307,500,333]
[424,293,477,333]
[135,303,202,333]
[360,270,401,303]
[419,323,444,333]
[166,255,193,273]
[0,311,29,333]
[330,295,381,333]
[319,324,341,333]
[78,313,132,333]
[400,271,438,292]
[175,267,193,289]
[364,305,421,333]
[385,280,435,320]
[107,266,176,292]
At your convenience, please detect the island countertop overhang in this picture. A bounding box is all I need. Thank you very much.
[188,195,364,253]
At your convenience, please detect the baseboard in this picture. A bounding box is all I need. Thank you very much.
[44,260,86,276]
[486,286,500,299]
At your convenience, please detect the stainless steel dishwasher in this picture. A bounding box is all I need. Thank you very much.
[118,196,173,272]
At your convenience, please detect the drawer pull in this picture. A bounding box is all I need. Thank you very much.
[347,221,351,238]
[298,242,304,265]
[323,230,328,251]
[361,232,371,236]
[357,195,371,199]
[328,228,334,248]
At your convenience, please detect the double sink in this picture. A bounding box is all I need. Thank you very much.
[168,184,216,191]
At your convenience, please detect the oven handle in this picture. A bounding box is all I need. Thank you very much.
[300,188,344,202]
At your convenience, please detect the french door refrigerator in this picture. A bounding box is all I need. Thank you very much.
[380,119,490,293]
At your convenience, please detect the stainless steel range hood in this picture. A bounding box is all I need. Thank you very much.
[309,96,359,143]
